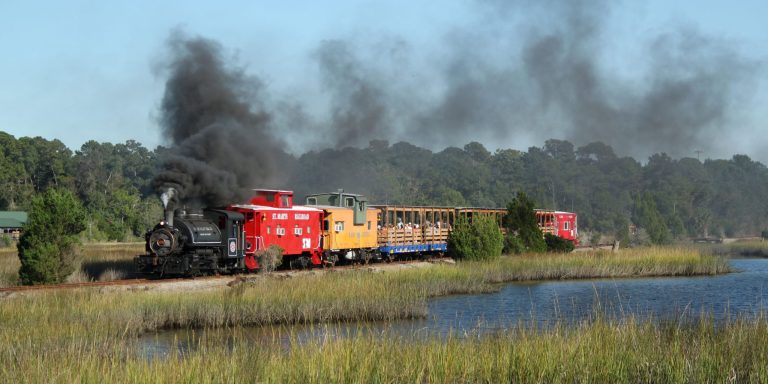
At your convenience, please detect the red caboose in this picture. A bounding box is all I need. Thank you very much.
[229,189,324,270]
[535,210,579,245]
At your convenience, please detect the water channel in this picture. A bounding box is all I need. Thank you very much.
[139,258,768,359]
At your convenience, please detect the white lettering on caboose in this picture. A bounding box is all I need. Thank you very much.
[271,213,288,220]
[294,213,310,220]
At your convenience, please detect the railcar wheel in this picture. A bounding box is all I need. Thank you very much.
[323,253,338,269]
[361,250,372,265]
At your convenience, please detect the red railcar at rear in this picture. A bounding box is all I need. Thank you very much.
[535,210,579,246]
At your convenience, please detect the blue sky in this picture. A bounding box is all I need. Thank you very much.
[1,0,766,161]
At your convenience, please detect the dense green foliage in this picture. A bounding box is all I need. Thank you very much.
[447,215,504,261]
[633,192,671,244]
[289,140,768,241]
[544,233,575,252]
[2,131,767,242]
[17,189,86,284]
[504,192,546,253]
[0,133,161,241]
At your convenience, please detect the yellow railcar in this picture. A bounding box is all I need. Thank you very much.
[305,190,378,263]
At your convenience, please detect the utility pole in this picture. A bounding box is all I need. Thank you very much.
[694,150,703,161]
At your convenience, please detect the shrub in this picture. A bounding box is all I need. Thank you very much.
[448,215,503,261]
[544,233,575,253]
[17,189,86,285]
[762,230,768,240]
[257,245,284,273]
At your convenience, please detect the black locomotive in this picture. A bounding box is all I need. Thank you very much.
[135,208,246,276]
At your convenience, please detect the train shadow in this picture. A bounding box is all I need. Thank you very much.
[81,259,141,280]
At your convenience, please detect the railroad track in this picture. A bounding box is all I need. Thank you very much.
[0,257,452,294]
[0,277,179,293]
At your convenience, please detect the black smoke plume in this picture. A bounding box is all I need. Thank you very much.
[153,32,288,208]
[310,0,760,160]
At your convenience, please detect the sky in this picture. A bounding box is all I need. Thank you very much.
[1,0,767,162]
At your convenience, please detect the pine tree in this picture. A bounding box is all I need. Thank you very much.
[504,192,546,253]
[17,189,86,285]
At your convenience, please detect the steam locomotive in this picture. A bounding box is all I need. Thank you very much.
[135,188,578,276]
[136,209,246,275]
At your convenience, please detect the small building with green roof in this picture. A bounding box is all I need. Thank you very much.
[0,211,27,240]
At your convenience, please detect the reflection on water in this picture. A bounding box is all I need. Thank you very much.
[138,258,768,359]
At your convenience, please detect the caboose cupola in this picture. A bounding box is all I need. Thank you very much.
[248,189,294,208]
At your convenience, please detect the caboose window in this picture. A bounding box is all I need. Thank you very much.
[267,226,271,234]
[307,197,317,205]
[281,195,290,207]
[294,226,302,235]
[564,222,570,230]
[306,226,311,234]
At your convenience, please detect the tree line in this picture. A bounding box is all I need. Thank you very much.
[2,131,767,244]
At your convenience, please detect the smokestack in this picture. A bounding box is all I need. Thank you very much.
[161,188,177,227]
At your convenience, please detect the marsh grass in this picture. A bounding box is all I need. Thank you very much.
[0,247,745,382]
[3,313,768,382]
